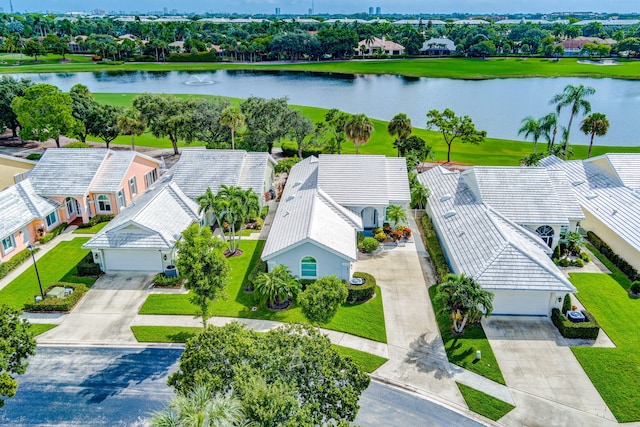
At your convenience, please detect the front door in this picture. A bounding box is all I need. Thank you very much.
[361,207,378,229]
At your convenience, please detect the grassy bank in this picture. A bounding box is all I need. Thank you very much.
[4,55,640,80]
[456,383,515,421]
[90,93,640,166]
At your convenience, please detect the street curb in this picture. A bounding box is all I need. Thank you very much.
[36,342,186,349]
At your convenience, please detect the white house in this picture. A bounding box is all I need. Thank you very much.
[419,166,577,316]
[420,38,456,56]
[262,154,410,280]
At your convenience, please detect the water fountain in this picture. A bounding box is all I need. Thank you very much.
[185,75,215,85]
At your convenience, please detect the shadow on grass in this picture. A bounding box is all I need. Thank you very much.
[167,331,199,343]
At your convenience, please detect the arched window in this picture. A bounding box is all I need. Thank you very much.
[301,256,317,277]
[97,195,112,213]
[535,225,555,248]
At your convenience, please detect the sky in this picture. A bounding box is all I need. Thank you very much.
[6,0,640,15]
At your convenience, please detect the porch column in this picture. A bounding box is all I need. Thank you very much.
[79,196,91,223]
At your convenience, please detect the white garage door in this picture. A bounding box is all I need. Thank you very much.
[103,249,162,272]
[492,290,553,316]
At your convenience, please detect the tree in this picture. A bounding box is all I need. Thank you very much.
[518,116,543,155]
[69,83,98,143]
[42,33,70,58]
[195,187,217,227]
[385,204,407,226]
[23,39,46,60]
[133,93,193,155]
[550,84,596,159]
[388,113,412,157]
[240,96,291,154]
[520,152,544,166]
[0,305,37,408]
[0,76,32,138]
[426,108,486,163]
[410,175,430,210]
[298,276,348,325]
[175,224,230,327]
[401,135,434,167]
[117,107,146,150]
[540,111,559,150]
[435,274,494,334]
[87,103,122,148]
[344,113,374,155]
[317,27,359,58]
[188,98,232,149]
[11,83,79,147]
[253,264,301,309]
[319,108,349,154]
[219,105,245,150]
[211,185,260,256]
[580,112,610,159]
[168,322,370,426]
[287,109,314,158]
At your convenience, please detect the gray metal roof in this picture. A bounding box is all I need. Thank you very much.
[0,179,59,238]
[90,151,136,193]
[170,149,275,199]
[420,38,456,51]
[317,154,410,207]
[83,182,200,250]
[419,167,575,293]
[262,157,363,261]
[587,153,640,190]
[541,155,640,254]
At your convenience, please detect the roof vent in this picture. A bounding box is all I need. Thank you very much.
[293,181,302,187]
[282,210,290,217]
[440,194,452,202]
[572,180,584,186]
[286,194,296,201]
[443,210,457,219]
[586,193,598,200]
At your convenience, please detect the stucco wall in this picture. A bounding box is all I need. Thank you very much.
[266,241,352,280]
[0,158,35,191]
[581,209,640,272]
[117,157,159,205]
[0,220,39,263]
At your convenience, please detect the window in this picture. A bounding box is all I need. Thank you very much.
[45,211,57,228]
[144,169,158,189]
[129,177,138,197]
[301,256,317,277]
[65,197,76,217]
[97,195,112,213]
[535,225,555,248]
[1,235,15,254]
[117,189,126,209]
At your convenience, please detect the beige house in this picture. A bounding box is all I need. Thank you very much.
[357,37,405,56]
[0,154,36,191]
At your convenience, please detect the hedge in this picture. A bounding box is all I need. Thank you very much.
[76,253,101,276]
[0,247,39,280]
[246,259,267,291]
[259,205,269,220]
[346,272,376,303]
[281,141,324,158]
[587,231,638,281]
[166,51,220,62]
[420,213,451,282]
[274,157,301,174]
[78,214,114,228]
[153,273,183,287]
[23,282,87,312]
[551,308,600,340]
[26,153,42,160]
[39,222,68,244]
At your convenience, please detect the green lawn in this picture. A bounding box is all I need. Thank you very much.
[331,344,388,373]
[0,238,95,311]
[29,323,57,336]
[568,245,640,422]
[72,222,109,234]
[429,286,505,385]
[456,382,515,421]
[139,239,387,343]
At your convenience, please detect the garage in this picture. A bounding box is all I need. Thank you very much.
[102,249,163,272]
[492,290,555,317]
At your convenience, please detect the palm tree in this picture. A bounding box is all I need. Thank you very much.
[212,185,260,255]
[435,274,494,334]
[517,116,543,155]
[388,113,412,157]
[580,112,610,158]
[549,84,596,158]
[344,113,373,155]
[253,264,301,309]
[410,182,431,210]
[219,106,245,150]
[116,107,146,150]
[540,112,559,150]
[385,205,408,226]
[195,187,217,226]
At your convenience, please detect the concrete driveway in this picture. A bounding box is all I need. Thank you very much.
[37,272,155,345]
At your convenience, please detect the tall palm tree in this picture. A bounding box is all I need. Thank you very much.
[540,111,559,150]
[549,84,596,159]
[388,113,412,157]
[219,106,245,150]
[116,107,146,150]
[410,182,431,210]
[212,185,260,255]
[517,116,543,155]
[435,274,494,333]
[580,112,610,158]
[344,113,373,155]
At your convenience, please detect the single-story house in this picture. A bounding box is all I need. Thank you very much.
[541,154,640,272]
[420,38,456,56]
[262,154,410,280]
[0,153,37,190]
[357,37,405,56]
[27,148,160,225]
[84,181,201,272]
[419,166,576,316]
[557,36,616,55]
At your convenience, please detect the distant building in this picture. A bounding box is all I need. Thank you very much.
[420,37,457,56]
[368,7,374,15]
[275,7,281,15]
[357,36,405,56]
[375,6,381,15]
[558,36,616,55]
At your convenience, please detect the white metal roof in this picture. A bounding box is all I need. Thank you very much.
[0,179,59,238]
[420,38,456,51]
[587,153,640,190]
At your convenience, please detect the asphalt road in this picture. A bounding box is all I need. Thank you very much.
[1,346,483,427]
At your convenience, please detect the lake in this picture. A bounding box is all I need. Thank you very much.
[12,70,640,146]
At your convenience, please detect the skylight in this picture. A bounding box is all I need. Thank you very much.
[440,194,452,202]
[586,193,598,200]
[444,210,457,219]
[572,180,584,186]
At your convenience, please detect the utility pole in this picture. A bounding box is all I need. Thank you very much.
[10,0,14,14]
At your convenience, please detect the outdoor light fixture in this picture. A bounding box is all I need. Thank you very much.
[163,254,168,261]
[27,243,45,300]
[558,297,562,303]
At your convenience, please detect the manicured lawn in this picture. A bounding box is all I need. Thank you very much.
[456,382,515,421]
[568,245,640,422]
[72,222,109,234]
[29,323,57,336]
[139,239,387,342]
[429,286,505,385]
[0,238,95,311]
[332,344,388,374]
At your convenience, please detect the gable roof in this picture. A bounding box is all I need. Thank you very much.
[0,179,59,238]
[358,36,405,51]
[170,149,275,199]
[83,181,200,250]
[420,38,456,51]
[418,167,575,293]
[586,153,640,190]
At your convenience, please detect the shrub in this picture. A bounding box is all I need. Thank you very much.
[558,258,571,267]
[0,247,39,280]
[166,51,220,62]
[362,237,379,253]
[587,231,639,281]
[246,259,267,291]
[39,222,68,244]
[357,231,364,244]
[23,282,87,312]
[562,293,572,314]
[298,275,348,324]
[128,54,156,62]
[346,272,376,303]
[571,259,584,268]
[372,227,383,235]
[26,153,42,161]
[631,281,640,295]
[64,141,91,148]
[374,232,387,243]
[551,308,600,339]
[76,253,101,276]
[259,205,269,220]
[281,141,324,158]
[78,214,114,228]
[420,213,451,282]
[153,273,183,287]
[580,252,591,262]
[274,157,300,174]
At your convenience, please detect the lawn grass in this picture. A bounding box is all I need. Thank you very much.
[0,238,95,311]
[456,382,515,421]
[331,344,388,373]
[429,286,505,385]
[29,323,57,336]
[139,239,387,342]
[568,245,640,422]
[72,222,109,234]
[90,92,640,166]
